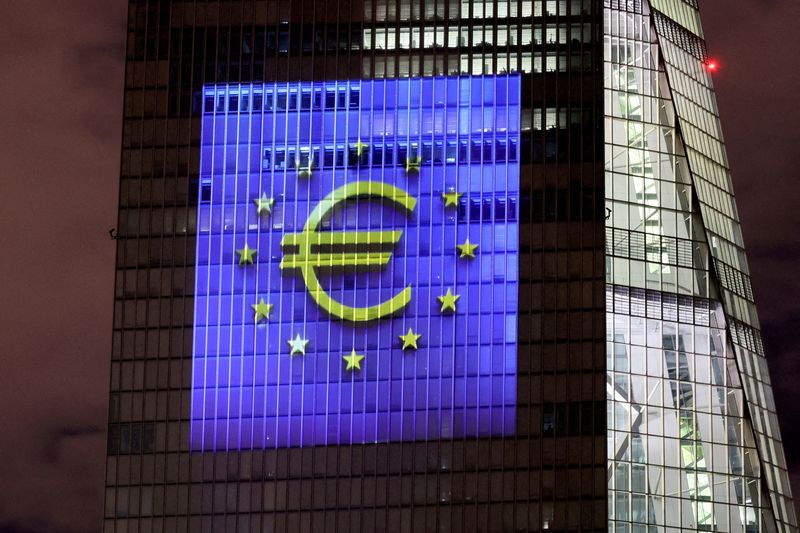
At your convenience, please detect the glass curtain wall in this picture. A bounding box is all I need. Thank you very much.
[603,1,797,531]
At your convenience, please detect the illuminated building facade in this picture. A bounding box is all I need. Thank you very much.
[105,0,794,531]
[604,1,796,531]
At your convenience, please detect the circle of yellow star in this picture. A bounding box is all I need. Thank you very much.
[251,298,273,323]
[437,288,460,313]
[287,334,309,356]
[343,349,365,372]
[254,193,275,216]
[456,238,478,259]
[442,190,462,207]
[399,328,421,350]
[236,244,257,266]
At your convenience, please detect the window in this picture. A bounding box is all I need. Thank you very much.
[371,144,384,166]
[524,27,534,45]
[435,28,445,48]
[313,88,323,109]
[523,1,534,17]
[374,28,387,50]
[546,25,558,44]
[274,148,286,170]
[399,28,411,49]
[349,88,360,108]
[471,140,482,161]
[446,141,457,163]
[497,139,507,161]
[497,28,509,47]
[448,28,459,48]
[323,146,335,167]
[497,0,508,18]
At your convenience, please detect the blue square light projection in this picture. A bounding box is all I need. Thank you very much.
[192,75,520,450]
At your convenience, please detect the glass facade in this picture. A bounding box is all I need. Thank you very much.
[604,1,797,531]
[192,76,520,450]
[118,0,800,531]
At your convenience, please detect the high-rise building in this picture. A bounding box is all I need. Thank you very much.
[104,1,795,531]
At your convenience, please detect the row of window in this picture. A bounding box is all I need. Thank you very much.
[606,227,707,270]
[107,398,603,455]
[119,132,593,189]
[260,139,519,171]
[187,53,593,118]
[713,259,755,303]
[203,78,519,116]
[196,196,519,226]
[367,0,595,20]
[607,285,714,327]
[364,51,595,81]
[112,178,603,249]
[364,23,593,51]
[204,86,360,115]
[204,91,517,117]
[116,188,607,240]
[204,101,580,143]
[168,20,592,65]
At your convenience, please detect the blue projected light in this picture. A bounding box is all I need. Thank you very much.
[192,76,520,450]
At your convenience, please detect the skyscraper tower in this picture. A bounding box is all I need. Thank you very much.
[104,1,795,531]
[604,1,796,531]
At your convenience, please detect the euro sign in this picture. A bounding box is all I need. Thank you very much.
[280,181,416,322]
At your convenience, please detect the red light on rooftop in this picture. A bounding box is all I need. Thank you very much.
[705,59,719,72]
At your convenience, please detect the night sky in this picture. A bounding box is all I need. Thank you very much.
[0,1,797,531]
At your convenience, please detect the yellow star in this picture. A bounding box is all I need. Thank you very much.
[287,334,309,356]
[442,190,462,207]
[437,288,460,313]
[236,244,257,266]
[253,193,275,216]
[343,349,365,372]
[456,238,478,259]
[354,139,369,158]
[251,298,273,323]
[405,156,422,175]
[399,328,421,350]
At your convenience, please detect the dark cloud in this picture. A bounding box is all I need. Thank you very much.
[41,425,104,465]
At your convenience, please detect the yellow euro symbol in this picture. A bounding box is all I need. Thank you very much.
[280,181,416,322]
